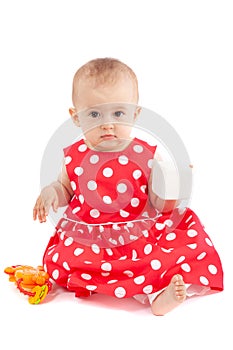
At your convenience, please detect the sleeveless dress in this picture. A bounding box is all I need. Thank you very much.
[43,137,223,299]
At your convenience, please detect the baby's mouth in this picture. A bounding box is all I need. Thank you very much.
[101,134,117,140]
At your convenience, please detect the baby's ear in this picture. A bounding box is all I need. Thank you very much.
[69,108,80,126]
[134,106,141,120]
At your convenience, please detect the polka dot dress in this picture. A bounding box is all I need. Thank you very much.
[43,138,223,299]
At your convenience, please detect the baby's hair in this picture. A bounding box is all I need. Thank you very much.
[72,57,139,105]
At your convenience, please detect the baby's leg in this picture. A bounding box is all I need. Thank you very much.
[151,274,186,316]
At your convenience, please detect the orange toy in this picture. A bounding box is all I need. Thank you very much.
[4,265,52,304]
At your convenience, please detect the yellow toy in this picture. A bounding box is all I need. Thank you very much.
[4,265,52,304]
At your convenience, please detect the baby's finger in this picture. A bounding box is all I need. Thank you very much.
[44,201,52,217]
[52,198,59,213]
[38,206,47,223]
[33,197,41,220]
[33,207,38,220]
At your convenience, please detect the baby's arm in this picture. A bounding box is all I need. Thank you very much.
[33,162,74,223]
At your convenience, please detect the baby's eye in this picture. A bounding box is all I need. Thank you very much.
[89,111,100,118]
[114,111,124,117]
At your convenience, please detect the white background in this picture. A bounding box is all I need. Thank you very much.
[0,1,232,349]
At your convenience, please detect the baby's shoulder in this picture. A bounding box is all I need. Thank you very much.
[63,138,86,156]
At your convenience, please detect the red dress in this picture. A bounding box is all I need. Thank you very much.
[43,138,223,299]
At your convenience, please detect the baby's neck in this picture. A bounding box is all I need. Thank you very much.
[84,138,133,152]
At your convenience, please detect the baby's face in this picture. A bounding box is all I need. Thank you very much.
[72,77,140,151]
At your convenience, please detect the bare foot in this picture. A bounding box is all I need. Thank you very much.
[151,274,186,316]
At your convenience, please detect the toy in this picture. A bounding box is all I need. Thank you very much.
[152,159,193,200]
[4,265,52,304]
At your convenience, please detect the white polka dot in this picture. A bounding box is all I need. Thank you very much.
[63,262,70,270]
[147,159,153,168]
[187,243,197,249]
[101,272,110,277]
[84,261,92,264]
[113,223,120,230]
[114,287,126,298]
[155,223,165,230]
[133,145,143,153]
[143,285,153,294]
[134,275,145,285]
[70,181,76,191]
[65,156,72,165]
[79,194,85,204]
[123,270,134,277]
[107,280,118,284]
[131,198,140,207]
[74,167,84,176]
[142,230,149,238]
[78,144,87,152]
[200,276,209,286]
[103,195,112,204]
[181,263,191,272]
[133,169,142,180]
[72,206,81,214]
[90,154,99,164]
[161,247,173,253]
[60,220,68,228]
[132,250,138,260]
[164,219,173,227]
[52,253,59,263]
[64,237,74,246]
[160,270,167,278]
[144,244,152,255]
[91,244,100,254]
[166,232,176,241]
[119,235,125,245]
[176,256,186,264]
[47,247,55,255]
[87,180,97,190]
[129,234,138,241]
[151,259,162,270]
[109,238,118,245]
[117,183,127,193]
[90,209,100,218]
[81,273,92,280]
[140,185,147,193]
[119,255,127,260]
[120,209,129,218]
[118,155,129,165]
[205,238,213,246]
[88,225,93,233]
[208,264,218,274]
[74,247,84,256]
[106,248,113,256]
[187,229,198,237]
[99,225,104,233]
[101,262,112,271]
[52,269,59,280]
[103,167,113,177]
[197,252,207,260]
[60,231,65,240]
[86,285,97,291]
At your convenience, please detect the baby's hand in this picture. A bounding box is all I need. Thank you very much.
[33,186,59,223]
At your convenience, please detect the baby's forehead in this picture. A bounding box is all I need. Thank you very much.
[76,70,134,88]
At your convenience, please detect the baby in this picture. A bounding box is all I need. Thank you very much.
[33,58,223,315]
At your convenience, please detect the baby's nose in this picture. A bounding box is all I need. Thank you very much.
[100,114,115,128]
[101,121,114,130]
